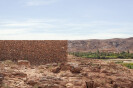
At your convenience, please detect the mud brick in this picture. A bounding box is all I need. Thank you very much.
[0,40,67,65]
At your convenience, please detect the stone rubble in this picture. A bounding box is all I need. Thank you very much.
[0,55,133,88]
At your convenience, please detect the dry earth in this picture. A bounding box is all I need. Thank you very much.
[0,55,133,88]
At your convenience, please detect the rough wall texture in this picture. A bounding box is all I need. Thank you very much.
[0,40,67,65]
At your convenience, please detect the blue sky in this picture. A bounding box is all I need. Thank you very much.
[0,0,133,40]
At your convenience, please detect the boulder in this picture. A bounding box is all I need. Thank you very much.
[60,63,71,71]
[18,60,30,67]
[70,66,82,73]
[51,67,61,73]
[38,84,60,88]
[85,81,100,88]
[66,83,74,88]
[113,83,118,88]
[12,72,27,78]
[27,80,38,86]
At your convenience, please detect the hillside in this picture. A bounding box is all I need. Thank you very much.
[68,37,133,53]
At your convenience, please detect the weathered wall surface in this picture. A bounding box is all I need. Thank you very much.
[0,40,67,65]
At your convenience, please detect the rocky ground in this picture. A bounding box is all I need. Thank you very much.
[0,55,133,88]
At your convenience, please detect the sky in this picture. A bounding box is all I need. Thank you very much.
[0,0,133,40]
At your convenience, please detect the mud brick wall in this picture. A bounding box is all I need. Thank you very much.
[0,40,67,65]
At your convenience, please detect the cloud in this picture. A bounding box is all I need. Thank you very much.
[0,19,133,40]
[0,32,131,40]
[84,33,132,40]
[0,28,29,35]
[0,18,68,35]
[24,0,60,6]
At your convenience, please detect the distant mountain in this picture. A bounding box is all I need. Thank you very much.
[68,37,133,53]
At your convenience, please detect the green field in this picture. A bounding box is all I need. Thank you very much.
[121,63,133,69]
[114,61,133,69]
[70,51,133,59]
[70,51,133,69]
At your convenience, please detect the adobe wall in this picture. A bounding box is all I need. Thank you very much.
[0,40,67,65]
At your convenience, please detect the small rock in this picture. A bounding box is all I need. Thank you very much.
[85,81,100,88]
[38,84,60,88]
[81,72,88,76]
[52,63,58,66]
[113,83,118,88]
[27,80,38,86]
[73,81,83,86]
[51,67,61,73]
[12,72,27,78]
[70,66,82,73]
[66,83,74,88]
[60,63,71,71]
[18,60,30,67]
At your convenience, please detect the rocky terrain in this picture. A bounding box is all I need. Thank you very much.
[68,37,133,53]
[0,55,133,88]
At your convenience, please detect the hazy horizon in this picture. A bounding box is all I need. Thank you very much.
[0,0,133,40]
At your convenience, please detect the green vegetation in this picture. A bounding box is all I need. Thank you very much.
[70,51,133,59]
[115,61,133,69]
[114,61,133,69]
[70,51,133,69]
[121,63,133,69]
[115,61,123,64]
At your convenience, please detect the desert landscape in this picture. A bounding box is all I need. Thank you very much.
[0,55,133,88]
[0,0,133,88]
[0,38,133,88]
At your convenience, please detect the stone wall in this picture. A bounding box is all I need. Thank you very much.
[0,40,67,65]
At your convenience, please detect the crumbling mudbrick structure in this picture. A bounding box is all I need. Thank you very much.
[0,40,67,65]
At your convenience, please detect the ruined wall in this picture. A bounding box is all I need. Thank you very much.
[0,40,67,65]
